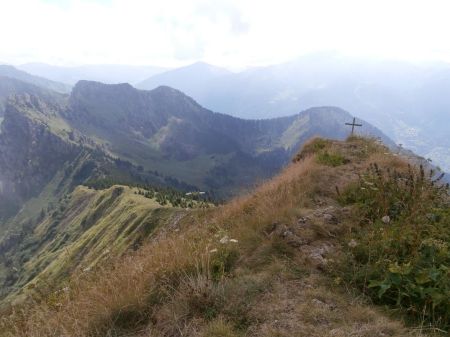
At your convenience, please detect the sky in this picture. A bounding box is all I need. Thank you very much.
[1,0,450,69]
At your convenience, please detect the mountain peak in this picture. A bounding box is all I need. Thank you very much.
[136,61,231,92]
[71,80,136,100]
[73,79,134,90]
[186,61,230,74]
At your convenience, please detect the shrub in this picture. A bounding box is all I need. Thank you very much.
[204,318,239,337]
[293,138,330,162]
[317,151,347,167]
[338,163,450,330]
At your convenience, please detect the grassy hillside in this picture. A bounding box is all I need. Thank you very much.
[1,137,447,336]
[0,184,205,304]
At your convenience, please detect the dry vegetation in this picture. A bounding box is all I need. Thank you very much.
[1,137,446,337]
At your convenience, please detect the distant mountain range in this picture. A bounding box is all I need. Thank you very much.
[2,56,448,171]
[18,63,168,85]
[136,54,450,171]
[0,65,70,94]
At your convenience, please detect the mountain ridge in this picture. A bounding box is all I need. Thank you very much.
[18,63,168,85]
[0,65,71,94]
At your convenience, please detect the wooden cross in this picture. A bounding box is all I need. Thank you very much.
[345,117,362,135]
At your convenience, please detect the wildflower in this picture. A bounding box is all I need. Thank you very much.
[219,235,229,244]
[209,248,218,253]
[381,215,390,224]
[230,239,238,243]
[348,239,358,248]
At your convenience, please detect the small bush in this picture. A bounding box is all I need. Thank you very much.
[204,318,239,337]
[211,248,240,281]
[293,138,330,162]
[338,163,450,329]
[317,151,347,167]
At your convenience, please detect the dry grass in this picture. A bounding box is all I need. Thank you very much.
[0,137,433,337]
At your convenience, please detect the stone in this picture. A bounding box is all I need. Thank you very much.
[323,213,338,224]
[381,215,390,224]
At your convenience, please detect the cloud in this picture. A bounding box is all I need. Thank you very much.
[0,0,450,68]
[195,1,249,35]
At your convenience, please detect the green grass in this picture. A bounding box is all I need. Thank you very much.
[0,185,184,304]
[317,151,347,167]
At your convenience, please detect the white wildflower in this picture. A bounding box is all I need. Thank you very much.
[348,239,358,248]
[381,215,391,224]
[209,248,218,253]
[230,239,238,243]
[219,235,229,244]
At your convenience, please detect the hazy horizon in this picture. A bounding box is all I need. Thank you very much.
[5,51,450,75]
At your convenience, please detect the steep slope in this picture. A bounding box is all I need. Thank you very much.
[2,137,447,336]
[0,94,79,220]
[0,92,194,222]
[0,185,195,303]
[0,76,64,117]
[0,65,70,94]
[19,63,168,85]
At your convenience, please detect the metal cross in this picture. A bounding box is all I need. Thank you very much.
[345,117,362,135]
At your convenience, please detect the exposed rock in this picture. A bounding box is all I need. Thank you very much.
[381,215,391,224]
[301,243,334,269]
[323,213,338,224]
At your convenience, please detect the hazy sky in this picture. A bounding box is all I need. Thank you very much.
[1,0,449,68]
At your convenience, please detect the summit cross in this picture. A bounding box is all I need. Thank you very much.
[345,117,362,135]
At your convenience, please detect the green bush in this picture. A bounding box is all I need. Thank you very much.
[338,163,450,330]
[317,151,347,167]
[211,248,240,281]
